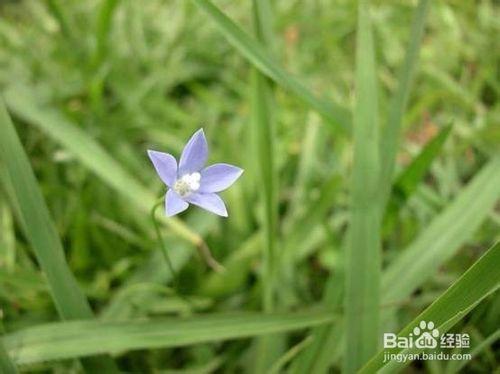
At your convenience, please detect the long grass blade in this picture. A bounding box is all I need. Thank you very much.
[251,1,282,371]
[360,241,500,373]
[251,0,277,316]
[190,0,351,132]
[0,99,118,372]
[3,311,334,365]
[344,1,381,372]
[379,0,431,209]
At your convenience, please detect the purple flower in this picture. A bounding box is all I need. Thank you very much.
[148,129,243,217]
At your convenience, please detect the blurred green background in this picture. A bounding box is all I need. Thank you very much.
[0,0,499,372]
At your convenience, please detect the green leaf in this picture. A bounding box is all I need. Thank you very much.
[0,99,118,372]
[360,241,500,373]
[3,87,202,247]
[393,125,452,202]
[251,0,278,315]
[382,157,500,305]
[190,0,351,132]
[378,0,431,209]
[251,1,283,371]
[344,1,381,372]
[384,124,452,229]
[3,311,334,365]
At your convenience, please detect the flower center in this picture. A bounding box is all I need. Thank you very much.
[173,172,201,197]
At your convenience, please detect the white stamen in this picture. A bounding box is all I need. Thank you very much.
[173,172,201,197]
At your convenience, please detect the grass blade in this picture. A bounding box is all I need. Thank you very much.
[344,1,381,372]
[251,0,277,316]
[3,311,334,365]
[268,336,313,374]
[190,0,351,132]
[0,99,118,372]
[382,157,500,305]
[379,0,431,209]
[392,125,452,204]
[360,241,500,373]
[384,124,452,229]
[251,1,282,370]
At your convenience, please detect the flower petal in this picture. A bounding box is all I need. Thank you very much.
[148,150,178,187]
[199,163,244,193]
[185,193,227,217]
[179,129,208,175]
[165,190,189,216]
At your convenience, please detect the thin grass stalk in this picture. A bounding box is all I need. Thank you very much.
[344,1,381,372]
[251,0,277,314]
[250,1,282,371]
[378,0,430,211]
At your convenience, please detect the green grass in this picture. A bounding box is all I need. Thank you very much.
[250,0,283,372]
[344,1,381,372]
[0,0,499,372]
[0,100,118,372]
[378,0,431,208]
[361,240,500,373]
[4,310,333,365]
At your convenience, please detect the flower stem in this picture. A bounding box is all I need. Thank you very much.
[151,200,225,276]
[151,200,177,281]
